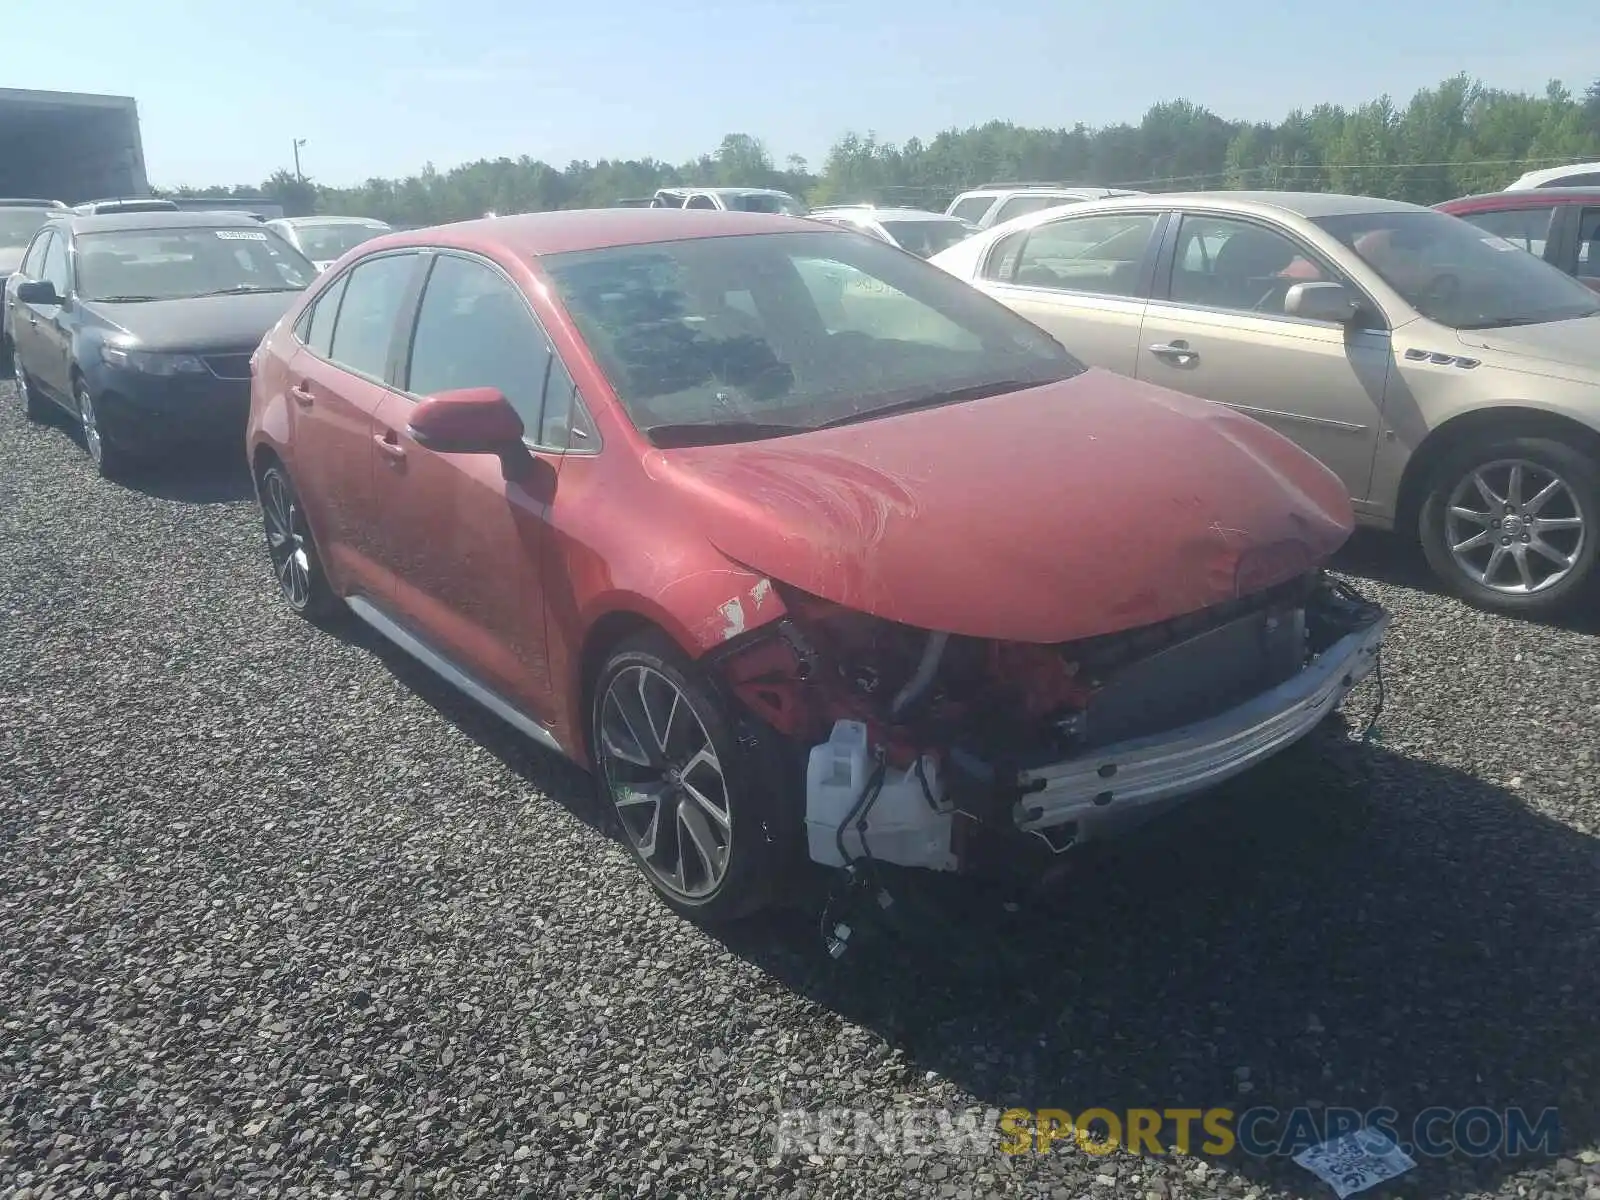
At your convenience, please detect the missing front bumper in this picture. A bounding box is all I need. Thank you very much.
[1011,611,1387,836]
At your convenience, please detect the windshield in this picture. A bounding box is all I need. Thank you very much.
[1316,210,1600,329]
[0,208,54,250]
[542,229,1083,446]
[728,193,807,216]
[881,220,975,258]
[75,226,317,302]
[294,222,390,262]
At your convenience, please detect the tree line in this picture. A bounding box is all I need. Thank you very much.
[160,74,1600,224]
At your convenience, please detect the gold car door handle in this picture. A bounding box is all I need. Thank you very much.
[1148,341,1199,365]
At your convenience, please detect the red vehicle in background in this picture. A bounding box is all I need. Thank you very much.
[245,208,1386,924]
[1435,187,1600,292]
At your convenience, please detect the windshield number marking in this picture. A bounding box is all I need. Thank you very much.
[217,230,269,241]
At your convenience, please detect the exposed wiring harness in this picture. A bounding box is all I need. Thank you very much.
[1361,652,1386,742]
[819,755,889,958]
[1321,577,1386,743]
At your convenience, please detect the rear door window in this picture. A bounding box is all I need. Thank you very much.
[1009,212,1160,298]
[327,253,420,381]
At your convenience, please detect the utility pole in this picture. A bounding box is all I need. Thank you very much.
[292,139,307,184]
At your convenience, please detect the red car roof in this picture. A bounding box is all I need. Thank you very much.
[1437,188,1600,213]
[364,208,812,259]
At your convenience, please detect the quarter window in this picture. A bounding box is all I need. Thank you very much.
[1168,215,1334,317]
[1455,207,1556,259]
[686,194,718,210]
[302,273,350,358]
[328,253,418,380]
[40,233,70,295]
[538,352,597,452]
[20,230,53,277]
[1009,213,1159,298]
[405,253,581,448]
[982,230,1027,282]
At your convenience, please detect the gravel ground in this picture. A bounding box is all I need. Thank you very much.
[2,379,1599,1200]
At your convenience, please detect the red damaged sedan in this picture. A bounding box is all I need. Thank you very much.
[246,208,1388,922]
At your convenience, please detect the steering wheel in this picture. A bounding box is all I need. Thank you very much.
[1423,271,1461,309]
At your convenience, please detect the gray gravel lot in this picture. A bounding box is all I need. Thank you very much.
[2,379,1599,1200]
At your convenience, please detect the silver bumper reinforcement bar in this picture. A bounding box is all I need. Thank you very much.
[1014,614,1388,832]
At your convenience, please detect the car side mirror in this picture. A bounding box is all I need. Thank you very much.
[16,279,61,306]
[1285,281,1362,324]
[408,388,525,455]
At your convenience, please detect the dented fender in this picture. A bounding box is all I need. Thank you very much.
[580,567,787,659]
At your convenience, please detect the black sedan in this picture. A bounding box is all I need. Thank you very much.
[6,210,316,478]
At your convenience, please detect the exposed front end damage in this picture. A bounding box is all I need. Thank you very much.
[711,571,1387,878]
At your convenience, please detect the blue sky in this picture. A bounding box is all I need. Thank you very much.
[8,0,1600,188]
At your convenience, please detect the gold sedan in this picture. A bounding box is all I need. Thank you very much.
[932,190,1600,616]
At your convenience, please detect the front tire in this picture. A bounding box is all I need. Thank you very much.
[591,631,791,923]
[1419,435,1599,615]
[75,380,135,479]
[258,462,340,621]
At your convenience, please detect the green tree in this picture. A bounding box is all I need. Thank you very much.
[161,75,1600,223]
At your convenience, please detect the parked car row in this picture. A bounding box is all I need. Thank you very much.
[4,203,390,474]
[5,173,1597,926]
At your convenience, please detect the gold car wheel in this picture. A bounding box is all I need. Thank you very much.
[1443,457,1586,596]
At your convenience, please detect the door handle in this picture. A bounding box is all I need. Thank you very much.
[1148,340,1198,365]
[289,382,314,406]
[27,314,38,327]
[374,431,407,464]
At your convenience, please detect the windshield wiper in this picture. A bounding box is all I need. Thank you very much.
[643,420,804,448]
[1457,316,1543,329]
[197,285,303,296]
[91,294,162,303]
[815,379,1038,430]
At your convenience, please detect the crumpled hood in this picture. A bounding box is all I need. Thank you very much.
[651,369,1356,644]
[1456,314,1600,376]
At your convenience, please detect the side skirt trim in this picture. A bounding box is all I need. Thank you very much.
[346,594,567,758]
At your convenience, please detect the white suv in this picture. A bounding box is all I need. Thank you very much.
[649,187,807,215]
[1504,162,1600,190]
[945,183,1145,230]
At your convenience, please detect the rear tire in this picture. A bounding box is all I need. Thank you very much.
[1418,435,1599,616]
[590,630,793,923]
[257,462,341,621]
